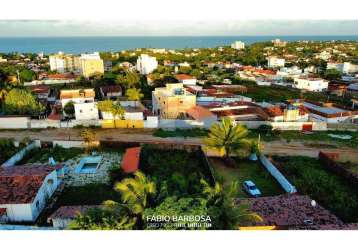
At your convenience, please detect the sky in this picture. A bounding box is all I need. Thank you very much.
[0,20,358,37]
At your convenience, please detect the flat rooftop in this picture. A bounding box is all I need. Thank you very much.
[303,102,346,115]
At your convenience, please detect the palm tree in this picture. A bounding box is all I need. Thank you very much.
[125,88,143,107]
[204,118,250,161]
[249,134,264,161]
[80,129,96,153]
[201,179,262,229]
[114,171,156,215]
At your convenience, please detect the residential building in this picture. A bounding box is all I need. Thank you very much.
[186,105,218,127]
[175,74,197,85]
[48,205,98,229]
[79,52,104,78]
[49,52,79,73]
[317,51,331,61]
[59,89,96,108]
[74,102,99,120]
[0,57,7,63]
[271,39,287,47]
[276,66,303,78]
[267,56,285,68]
[152,83,196,119]
[136,54,158,75]
[0,164,64,223]
[293,77,329,92]
[231,41,245,50]
[327,62,358,74]
[100,85,122,100]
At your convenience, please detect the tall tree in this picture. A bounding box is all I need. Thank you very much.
[204,118,250,160]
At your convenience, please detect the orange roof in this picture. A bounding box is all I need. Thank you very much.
[186,106,216,121]
[175,74,195,81]
[60,89,95,100]
[47,73,76,80]
[121,147,141,173]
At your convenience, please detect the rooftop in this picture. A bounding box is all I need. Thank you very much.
[0,164,63,204]
[186,106,216,121]
[121,147,141,174]
[48,205,99,221]
[238,194,343,227]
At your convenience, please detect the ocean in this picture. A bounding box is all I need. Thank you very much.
[1,36,358,54]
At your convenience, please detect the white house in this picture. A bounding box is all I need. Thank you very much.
[293,77,329,92]
[136,54,158,75]
[231,41,245,50]
[276,66,303,78]
[267,56,285,68]
[74,102,99,120]
[0,164,64,223]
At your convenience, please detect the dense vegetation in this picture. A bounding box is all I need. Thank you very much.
[140,145,213,198]
[274,156,358,222]
[0,138,18,164]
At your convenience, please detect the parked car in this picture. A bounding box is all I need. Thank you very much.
[243,180,262,197]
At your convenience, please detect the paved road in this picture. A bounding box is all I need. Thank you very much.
[1,128,358,161]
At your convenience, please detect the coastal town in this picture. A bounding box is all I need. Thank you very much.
[0,38,358,230]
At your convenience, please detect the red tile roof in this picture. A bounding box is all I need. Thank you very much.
[30,85,49,94]
[48,205,99,221]
[264,106,283,117]
[186,106,216,121]
[0,164,63,204]
[121,147,141,173]
[238,194,343,227]
[175,74,196,81]
[100,85,122,94]
[47,73,76,80]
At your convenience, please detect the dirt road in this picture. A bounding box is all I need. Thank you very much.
[1,128,358,162]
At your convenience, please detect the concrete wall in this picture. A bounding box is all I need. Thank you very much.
[53,140,87,148]
[1,141,41,168]
[260,155,297,194]
[30,119,61,128]
[74,102,99,120]
[0,116,29,129]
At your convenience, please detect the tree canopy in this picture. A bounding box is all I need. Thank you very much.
[3,88,44,115]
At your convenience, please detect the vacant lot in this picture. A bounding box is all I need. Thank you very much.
[209,157,283,198]
[274,156,358,222]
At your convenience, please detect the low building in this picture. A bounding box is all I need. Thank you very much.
[100,85,122,100]
[327,62,358,74]
[271,39,287,47]
[0,164,64,223]
[175,74,197,85]
[60,89,96,108]
[74,102,99,120]
[267,57,285,68]
[48,205,98,229]
[293,77,328,92]
[238,194,343,229]
[186,105,217,126]
[152,83,196,119]
[299,100,356,123]
[29,85,50,100]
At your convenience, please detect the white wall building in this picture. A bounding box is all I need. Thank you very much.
[74,102,99,120]
[277,66,303,78]
[231,41,245,50]
[0,165,63,223]
[267,57,285,68]
[327,62,358,74]
[136,54,158,75]
[293,77,329,92]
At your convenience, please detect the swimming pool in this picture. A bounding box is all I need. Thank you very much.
[74,156,102,174]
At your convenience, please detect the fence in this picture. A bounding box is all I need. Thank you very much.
[319,152,358,188]
[259,155,297,194]
[1,140,41,167]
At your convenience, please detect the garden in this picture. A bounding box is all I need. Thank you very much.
[273,156,358,222]
[0,138,19,164]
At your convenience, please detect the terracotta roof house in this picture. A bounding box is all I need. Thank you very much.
[0,164,64,223]
[175,74,197,85]
[100,85,122,100]
[186,105,217,127]
[238,194,343,229]
[121,147,141,173]
[48,205,99,229]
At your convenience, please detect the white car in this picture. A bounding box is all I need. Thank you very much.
[243,180,262,197]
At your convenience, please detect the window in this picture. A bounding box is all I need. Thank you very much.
[47,179,54,185]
